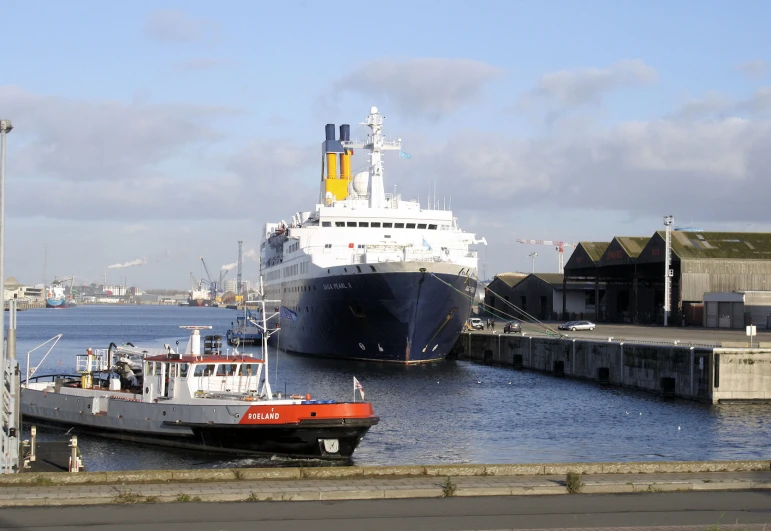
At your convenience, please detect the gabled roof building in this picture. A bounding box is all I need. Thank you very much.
[563,231,771,326]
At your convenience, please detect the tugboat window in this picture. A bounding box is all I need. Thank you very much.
[347,221,357,227]
[417,223,427,229]
[406,223,416,229]
[335,221,345,227]
[359,222,369,227]
[383,222,393,228]
[371,222,381,227]
[395,223,405,228]
[428,224,437,230]
[322,221,331,227]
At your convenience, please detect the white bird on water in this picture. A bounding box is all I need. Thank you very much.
[678,426,681,430]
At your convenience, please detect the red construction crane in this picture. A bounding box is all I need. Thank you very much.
[516,239,576,273]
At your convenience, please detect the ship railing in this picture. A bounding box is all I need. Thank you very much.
[192,375,261,396]
[76,349,110,374]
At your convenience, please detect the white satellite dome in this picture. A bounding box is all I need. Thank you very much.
[351,171,369,195]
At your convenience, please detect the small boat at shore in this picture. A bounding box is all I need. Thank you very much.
[226,309,263,346]
[21,301,379,459]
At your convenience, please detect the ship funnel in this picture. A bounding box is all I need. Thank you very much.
[324,123,338,182]
[320,122,350,204]
[339,124,351,181]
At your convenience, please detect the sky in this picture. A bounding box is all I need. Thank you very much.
[1,0,770,289]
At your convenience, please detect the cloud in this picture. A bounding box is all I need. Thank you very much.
[519,59,657,111]
[735,87,771,116]
[107,258,147,269]
[0,85,237,183]
[121,224,152,235]
[404,116,771,223]
[221,262,238,270]
[666,92,731,121]
[735,60,768,79]
[332,58,502,120]
[667,87,771,121]
[244,249,259,262]
[144,10,214,43]
[178,58,230,70]
[0,86,320,224]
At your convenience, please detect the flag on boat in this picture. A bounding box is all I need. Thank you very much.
[399,150,412,159]
[354,376,364,400]
[280,306,298,321]
[422,238,432,251]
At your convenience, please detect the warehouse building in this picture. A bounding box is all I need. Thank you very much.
[484,272,603,321]
[563,231,771,326]
[703,291,771,329]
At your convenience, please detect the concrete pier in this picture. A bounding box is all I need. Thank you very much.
[450,332,771,403]
[0,460,768,506]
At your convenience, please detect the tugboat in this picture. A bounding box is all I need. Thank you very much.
[21,301,379,459]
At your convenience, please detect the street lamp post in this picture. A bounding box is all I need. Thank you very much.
[663,215,674,327]
[0,119,14,474]
[0,120,13,360]
[529,252,538,274]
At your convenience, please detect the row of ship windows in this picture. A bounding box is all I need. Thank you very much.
[322,221,443,230]
[283,262,310,277]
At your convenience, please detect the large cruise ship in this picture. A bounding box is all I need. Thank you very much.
[260,107,485,363]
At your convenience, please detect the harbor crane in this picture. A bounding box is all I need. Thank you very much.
[199,257,218,300]
[516,239,576,274]
[237,240,243,297]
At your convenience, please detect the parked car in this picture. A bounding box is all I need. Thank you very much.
[467,317,485,330]
[503,320,522,334]
[558,320,596,331]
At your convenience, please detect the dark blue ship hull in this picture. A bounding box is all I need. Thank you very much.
[267,270,476,363]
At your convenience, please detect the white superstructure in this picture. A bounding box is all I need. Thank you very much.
[260,107,485,293]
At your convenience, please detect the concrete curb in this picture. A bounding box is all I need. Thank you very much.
[1,478,769,507]
[1,459,768,487]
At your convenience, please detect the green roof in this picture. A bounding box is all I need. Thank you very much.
[666,231,771,260]
[495,273,529,288]
[533,273,565,285]
[614,236,650,259]
[578,242,610,262]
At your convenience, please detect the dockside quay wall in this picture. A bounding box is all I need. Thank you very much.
[449,333,771,404]
[712,349,771,402]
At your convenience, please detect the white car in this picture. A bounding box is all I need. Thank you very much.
[559,320,596,331]
[467,318,484,330]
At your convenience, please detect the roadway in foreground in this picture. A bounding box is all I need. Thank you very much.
[1,491,770,530]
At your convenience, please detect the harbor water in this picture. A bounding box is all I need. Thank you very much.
[10,305,771,471]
